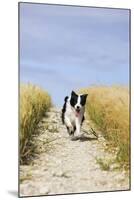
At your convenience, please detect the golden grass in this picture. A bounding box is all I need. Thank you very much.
[20,83,51,164]
[81,86,130,168]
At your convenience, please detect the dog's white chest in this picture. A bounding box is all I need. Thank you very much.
[66,107,76,124]
[66,102,83,123]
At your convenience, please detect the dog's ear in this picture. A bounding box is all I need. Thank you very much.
[81,94,88,105]
[71,91,77,96]
[83,94,88,99]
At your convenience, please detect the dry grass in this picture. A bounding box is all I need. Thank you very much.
[81,86,130,168]
[20,83,51,164]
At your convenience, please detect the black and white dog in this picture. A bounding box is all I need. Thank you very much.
[62,91,88,137]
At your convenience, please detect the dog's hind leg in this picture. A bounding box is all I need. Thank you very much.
[81,115,85,125]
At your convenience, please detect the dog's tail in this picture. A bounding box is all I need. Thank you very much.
[64,96,68,102]
[61,96,68,124]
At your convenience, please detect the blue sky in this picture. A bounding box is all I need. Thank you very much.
[20,3,130,107]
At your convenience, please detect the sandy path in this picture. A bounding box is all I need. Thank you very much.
[20,107,129,197]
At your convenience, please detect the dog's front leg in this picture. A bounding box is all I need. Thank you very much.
[75,117,81,137]
[64,116,74,135]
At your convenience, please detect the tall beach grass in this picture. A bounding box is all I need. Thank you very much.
[20,84,51,164]
[81,86,130,168]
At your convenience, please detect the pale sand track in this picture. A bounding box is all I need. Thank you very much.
[20,107,129,197]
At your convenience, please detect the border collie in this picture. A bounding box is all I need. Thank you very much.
[62,91,88,137]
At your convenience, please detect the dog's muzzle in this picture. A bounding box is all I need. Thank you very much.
[75,108,80,117]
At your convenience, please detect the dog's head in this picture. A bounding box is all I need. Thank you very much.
[70,91,88,113]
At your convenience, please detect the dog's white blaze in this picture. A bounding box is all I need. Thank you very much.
[75,95,81,109]
[77,95,81,105]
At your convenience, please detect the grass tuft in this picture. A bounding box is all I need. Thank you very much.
[96,158,110,171]
[20,83,51,164]
[81,86,130,169]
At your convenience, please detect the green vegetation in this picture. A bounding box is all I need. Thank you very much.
[96,158,111,171]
